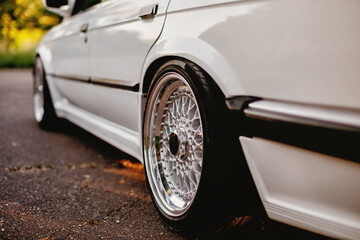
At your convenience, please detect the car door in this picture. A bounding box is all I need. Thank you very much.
[85,0,170,132]
[51,0,101,111]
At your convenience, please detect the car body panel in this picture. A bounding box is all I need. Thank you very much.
[88,0,169,85]
[55,97,142,159]
[51,10,95,78]
[86,0,169,130]
[240,136,360,239]
[38,0,170,152]
[37,0,360,238]
[145,0,360,110]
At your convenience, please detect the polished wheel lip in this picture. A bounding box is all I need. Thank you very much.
[144,72,204,217]
[34,58,44,122]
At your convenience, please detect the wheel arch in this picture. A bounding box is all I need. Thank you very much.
[36,43,55,75]
[140,37,246,97]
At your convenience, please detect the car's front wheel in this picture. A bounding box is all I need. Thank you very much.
[33,57,58,130]
[143,59,257,234]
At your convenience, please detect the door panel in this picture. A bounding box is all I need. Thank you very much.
[50,7,96,109]
[86,0,170,130]
[88,0,169,84]
[52,12,94,79]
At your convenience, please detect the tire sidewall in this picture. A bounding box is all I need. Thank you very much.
[34,56,58,130]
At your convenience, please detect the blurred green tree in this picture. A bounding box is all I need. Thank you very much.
[0,0,61,51]
[0,0,61,67]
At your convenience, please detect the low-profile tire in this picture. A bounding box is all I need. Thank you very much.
[33,57,58,130]
[143,59,261,235]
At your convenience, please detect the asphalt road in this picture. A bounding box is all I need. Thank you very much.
[0,69,331,240]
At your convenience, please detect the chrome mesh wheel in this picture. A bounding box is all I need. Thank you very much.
[34,58,44,122]
[144,72,203,217]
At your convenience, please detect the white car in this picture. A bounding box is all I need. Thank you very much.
[35,0,360,238]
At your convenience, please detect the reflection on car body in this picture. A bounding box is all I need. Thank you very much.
[34,0,360,238]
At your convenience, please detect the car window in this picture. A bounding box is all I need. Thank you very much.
[80,0,101,11]
[72,0,101,15]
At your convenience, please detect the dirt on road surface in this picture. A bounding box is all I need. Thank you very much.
[0,69,331,240]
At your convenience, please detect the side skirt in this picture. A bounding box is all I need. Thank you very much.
[55,100,142,161]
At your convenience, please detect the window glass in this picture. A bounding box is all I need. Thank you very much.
[72,0,101,15]
[79,0,101,11]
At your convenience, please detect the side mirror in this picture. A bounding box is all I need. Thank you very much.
[43,0,75,17]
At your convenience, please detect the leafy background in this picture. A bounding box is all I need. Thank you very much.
[0,0,61,68]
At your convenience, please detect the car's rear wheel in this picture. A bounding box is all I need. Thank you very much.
[33,57,58,130]
[143,60,259,234]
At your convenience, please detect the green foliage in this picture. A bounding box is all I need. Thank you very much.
[0,49,35,68]
[0,0,61,67]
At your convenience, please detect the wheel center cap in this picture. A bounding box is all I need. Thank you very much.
[169,129,190,160]
[169,133,179,155]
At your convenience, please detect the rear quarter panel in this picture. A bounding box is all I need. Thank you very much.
[144,0,360,110]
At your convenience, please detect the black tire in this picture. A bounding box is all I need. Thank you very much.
[143,59,262,235]
[33,57,58,130]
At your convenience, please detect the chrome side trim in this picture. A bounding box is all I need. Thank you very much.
[50,73,89,82]
[91,77,138,88]
[245,100,360,132]
[50,74,139,92]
